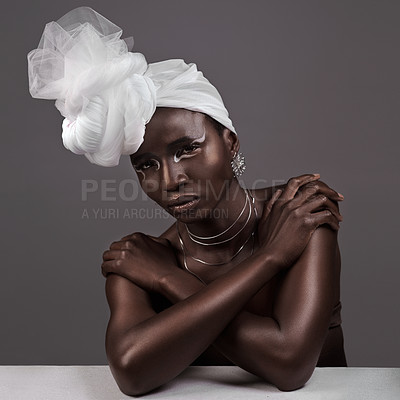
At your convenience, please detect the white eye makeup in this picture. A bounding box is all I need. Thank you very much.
[133,129,206,179]
[134,158,160,179]
[136,169,146,180]
[173,129,206,163]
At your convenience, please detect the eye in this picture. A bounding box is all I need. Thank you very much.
[134,159,160,172]
[174,143,201,161]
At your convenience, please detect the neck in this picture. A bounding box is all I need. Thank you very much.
[178,179,257,253]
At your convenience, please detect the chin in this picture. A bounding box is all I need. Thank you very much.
[174,207,222,223]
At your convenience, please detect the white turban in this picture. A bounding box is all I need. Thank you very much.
[27,7,236,167]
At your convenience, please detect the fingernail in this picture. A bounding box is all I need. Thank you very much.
[338,193,344,199]
[313,173,320,177]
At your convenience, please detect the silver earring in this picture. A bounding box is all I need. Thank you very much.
[231,152,246,177]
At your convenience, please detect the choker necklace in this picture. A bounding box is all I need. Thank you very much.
[185,189,252,246]
[176,189,259,282]
[185,189,249,241]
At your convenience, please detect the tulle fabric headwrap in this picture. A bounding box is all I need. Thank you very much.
[27,7,236,167]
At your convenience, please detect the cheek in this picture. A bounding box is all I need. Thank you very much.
[187,146,232,201]
[199,146,232,178]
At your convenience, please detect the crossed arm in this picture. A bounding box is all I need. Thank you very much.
[105,226,338,396]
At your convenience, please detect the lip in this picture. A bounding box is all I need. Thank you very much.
[167,196,200,212]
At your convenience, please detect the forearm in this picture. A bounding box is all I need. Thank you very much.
[160,228,338,390]
[214,227,338,389]
[158,268,205,302]
[160,269,306,389]
[111,251,280,395]
[160,275,290,382]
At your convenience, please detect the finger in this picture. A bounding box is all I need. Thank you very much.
[101,260,116,278]
[281,174,320,201]
[260,189,282,222]
[109,240,132,250]
[317,180,344,200]
[301,195,343,222]
[120,234,133,241]
[102,249,125,261]
[309,209,341,231]
[109,241,123,250]
[300,181,344,202]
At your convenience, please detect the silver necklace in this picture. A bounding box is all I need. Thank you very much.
[185,189,249,240]
[176,190,259,278]
[178,222,255,266]
[185,189,252,246]
[178,229,255,286]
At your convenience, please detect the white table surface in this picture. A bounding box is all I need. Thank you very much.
[0,366,399,400]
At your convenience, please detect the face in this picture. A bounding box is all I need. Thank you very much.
[130,108,238,221]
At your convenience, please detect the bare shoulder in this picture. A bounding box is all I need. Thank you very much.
[298,225,341,302]
[306,225,338,254]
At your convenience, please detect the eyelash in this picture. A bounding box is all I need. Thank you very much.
[134,143,201,172]
[174,143,201,160]
[134,160,158,171]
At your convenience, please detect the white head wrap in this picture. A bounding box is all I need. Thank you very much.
[27,7,236,167]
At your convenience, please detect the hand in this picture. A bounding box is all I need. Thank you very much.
[256,174,343,269]
[101,232,179,292]
[295,177,343,217]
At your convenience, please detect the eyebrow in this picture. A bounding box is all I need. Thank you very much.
[131,135,201,164]
[167,135,198,149]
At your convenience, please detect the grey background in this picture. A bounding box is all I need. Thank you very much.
[1,0,399,366]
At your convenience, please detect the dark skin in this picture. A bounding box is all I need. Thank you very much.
[102,108,346,396]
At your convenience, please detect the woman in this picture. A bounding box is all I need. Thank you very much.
[102,108,346,396]
[28,7,346,397]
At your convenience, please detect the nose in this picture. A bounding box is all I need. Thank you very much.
[161,159,188,192]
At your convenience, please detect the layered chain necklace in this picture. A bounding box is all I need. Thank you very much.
[176,189,258,283]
